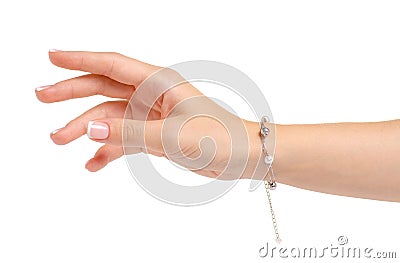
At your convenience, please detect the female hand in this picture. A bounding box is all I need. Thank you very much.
[36,51,264,180]
[36,50,400,202]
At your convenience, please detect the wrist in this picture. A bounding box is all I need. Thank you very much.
[240,120,270,180]
[242,120,288,181]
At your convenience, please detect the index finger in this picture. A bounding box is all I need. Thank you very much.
[48,50,160,86]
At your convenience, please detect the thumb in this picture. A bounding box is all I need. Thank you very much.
[86,118,163,152]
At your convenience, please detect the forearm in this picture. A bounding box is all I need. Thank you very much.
[246,120,400,202]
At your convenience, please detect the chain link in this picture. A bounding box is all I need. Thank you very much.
[264,170,280,242]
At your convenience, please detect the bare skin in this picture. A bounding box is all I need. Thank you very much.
[36,50,400,203]
[272,121,400,202]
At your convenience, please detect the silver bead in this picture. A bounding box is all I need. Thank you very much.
[264,154,273,165]
[261,126,269,136]
[268,181,277,190]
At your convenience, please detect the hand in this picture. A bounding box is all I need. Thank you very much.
[36,51,263,180]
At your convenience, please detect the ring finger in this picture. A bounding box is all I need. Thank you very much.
[51,100,129,145]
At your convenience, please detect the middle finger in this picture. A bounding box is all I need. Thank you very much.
[36,74,135,103]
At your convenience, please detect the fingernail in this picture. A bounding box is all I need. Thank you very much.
[85,159,91,170]
[35,85,52,92]
[87,121,109,140]
[51,128,62,136]
[49,49,61,52]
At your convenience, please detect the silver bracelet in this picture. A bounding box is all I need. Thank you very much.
[260,116,281,244]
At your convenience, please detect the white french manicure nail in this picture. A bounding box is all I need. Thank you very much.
[49,49,61,52]
[87,121,109,140]
[51,128,62,135]
[35,85,52,92]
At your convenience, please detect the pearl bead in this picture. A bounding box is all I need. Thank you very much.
[264,154,273,165]
[262,116,270,123]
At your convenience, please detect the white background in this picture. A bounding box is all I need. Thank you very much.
[1,0,400,262]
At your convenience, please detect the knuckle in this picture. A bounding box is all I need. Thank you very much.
[106,51,121,57]
[122,124,134,141]
[122,123,142,145]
